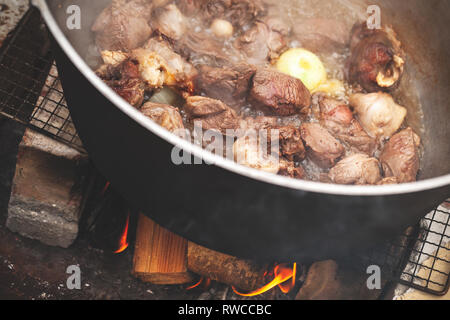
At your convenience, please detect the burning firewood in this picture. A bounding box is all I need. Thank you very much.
[132,216,297,294]
[132,214,193,285]
[187,242,269,292]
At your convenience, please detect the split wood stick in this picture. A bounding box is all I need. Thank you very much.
[187,242,268,292]
[132,214,193,284]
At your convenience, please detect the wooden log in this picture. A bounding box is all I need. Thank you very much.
[132,214,193,284]
[187,242,268,292]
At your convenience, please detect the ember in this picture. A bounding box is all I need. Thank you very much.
[232,263,297,297]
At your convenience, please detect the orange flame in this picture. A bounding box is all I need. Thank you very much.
[232,263,297,297]
[114,213,130,254]
[186,277,211,290]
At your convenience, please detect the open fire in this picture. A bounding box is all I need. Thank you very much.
[106,182,299,297]
[185,263,297,297]
[232,263,297,297]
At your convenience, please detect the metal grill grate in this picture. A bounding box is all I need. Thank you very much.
[0,7,84,152]
[1,8,449,298]
[30,63,83,150]
[397,201,450,295]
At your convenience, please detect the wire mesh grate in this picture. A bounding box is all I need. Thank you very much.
[0,7,84,152]
[0,8,449,297]
[397,201,450,295]
[30,63,83,149]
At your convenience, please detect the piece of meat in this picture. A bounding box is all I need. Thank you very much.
[300,123,345,169]
[141,102,185,133]
[183,0,265,27]
[92,0,153,52]
[235,19,287,65]
[152,4,187,40]
[328,154,382,185]
[379,128,421,183]
[100,59,146,108]
[347,23,405,92]
[100,50,129,67]
[184,96,240,134]
[349,92,407,140]
[109,78,146,108]
[130,48,172,88]
[131,39,198,91]
[277,127,306,162]
[233,133,280,174]
[317,95,376,155]
[143,38,198,91]
[96,50,130,80]
[292,18,350,53]
[250,69,311,116]
[195,64,256,108]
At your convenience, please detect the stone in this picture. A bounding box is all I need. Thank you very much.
[295,260,342,300]
[295,260,383,300]
[6,129,87,248]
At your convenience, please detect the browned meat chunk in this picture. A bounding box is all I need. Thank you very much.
[110,78,146,108]
[349,92,407,140]
[317,96,376,155]
[277,127,306,162]
[328,154,382,185]
[184,96,240,134]
[250,69,311,116]
[141,102,185,133]
[300,123,345,169]
[152,4,187,40]
[92,0,153,52]
[347,23,405,92]
[380,128,421,183]
[292,18,350,53]
[235,18,287,65]
[195,64,256,108]
[100,59,145,108]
